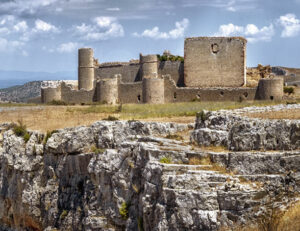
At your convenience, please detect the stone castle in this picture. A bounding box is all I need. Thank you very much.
[41,36,284,104]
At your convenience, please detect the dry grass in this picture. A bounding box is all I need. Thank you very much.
[0,106,109,132]
[245,108,300,120]
[189,156,212,165]
[0,100,292,132]
[188,156,233,175]
[219,200,300,231]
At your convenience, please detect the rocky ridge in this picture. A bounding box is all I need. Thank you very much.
[0,105,299,230]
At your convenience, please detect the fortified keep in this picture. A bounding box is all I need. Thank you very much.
[40,37,283,105]
[184,37,246,87]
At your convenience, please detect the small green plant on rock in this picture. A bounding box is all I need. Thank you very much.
[159,156,172,164]
[60,210,68,220]
[44,130,59,145]
[12,120,31,143]
[119,201,130,220]
[197,110,208,122]
[90,145,105,154]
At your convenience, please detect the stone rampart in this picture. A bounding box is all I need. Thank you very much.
[256,78,283,100]
[184,37,246,87]
[41,86,61,103]
[96,77,119,104]
[61,82,95,104]
[142,78,165,104]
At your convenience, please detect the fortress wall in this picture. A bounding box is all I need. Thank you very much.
[140,54,158,79]
[78,67,94,90]
[142,78,164,104]
[164,75,256,103]
[184,37,246,87]
[159,61,184,86]
[61,82,96,104]
[95,64,141,83]
[41,86,61,103]
[78,48,94,90]
[119,82,143,104]
[97,78,119,104]
[256,78,283,100]
[95,61,183,85]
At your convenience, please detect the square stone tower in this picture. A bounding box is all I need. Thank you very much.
[184,37,247,87]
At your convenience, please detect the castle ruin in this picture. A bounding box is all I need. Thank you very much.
[41,37,283,104]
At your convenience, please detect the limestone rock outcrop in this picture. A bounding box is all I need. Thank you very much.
[0,108,299,230]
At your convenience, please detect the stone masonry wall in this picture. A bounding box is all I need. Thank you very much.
[95,61,184,86]
[184,37,246,87]
[61,82,96,104]
[163,76,256,103]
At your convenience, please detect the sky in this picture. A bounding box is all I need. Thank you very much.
[0,0,300,74]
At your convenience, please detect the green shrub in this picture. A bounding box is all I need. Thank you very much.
[90,145,106,154]
[103,115,119,121]
[23,132,31,143]
[159,156,172,164]
[60,210,68,220]
[48,100,67,105]
[284,86,294,95]
[119,201,130,220]
[12,120,31,143]
[197,110,208,122]
[44,130,59,144]
[157,54,184,62]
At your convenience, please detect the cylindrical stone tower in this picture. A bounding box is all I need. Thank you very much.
[78,48,94,90]
[41,87,61,103]
[257,78,283,100]
[97,77,119,104]
[142,77,164,104]
[140,54,158,79]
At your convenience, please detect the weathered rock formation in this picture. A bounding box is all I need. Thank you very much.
[0,106,299,230]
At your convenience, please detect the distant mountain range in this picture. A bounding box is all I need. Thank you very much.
[0,70,76,89]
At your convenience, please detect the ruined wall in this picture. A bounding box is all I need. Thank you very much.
[119,82,143,104]
[256,78,283,100]
[61,82,96,104]
[95,63,141,83]
[41,86,61,103]
[96,78,119,104]
[95,61,183,86]
[184,37,246,87]
[142,78,164,104]
[164,76,256,103]
[159,61,184,87]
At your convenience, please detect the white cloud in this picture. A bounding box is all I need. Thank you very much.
[217,23,244,36]
[277,13,300,38]
[13,21,28,32]
[73,16,124,40]
[57,42,81,53]
[133,18,189,39]
[106,8,120,11]
[34,19,59,33]
[215,23,274,43]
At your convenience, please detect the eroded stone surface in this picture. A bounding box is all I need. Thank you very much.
[0,117,299,231]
